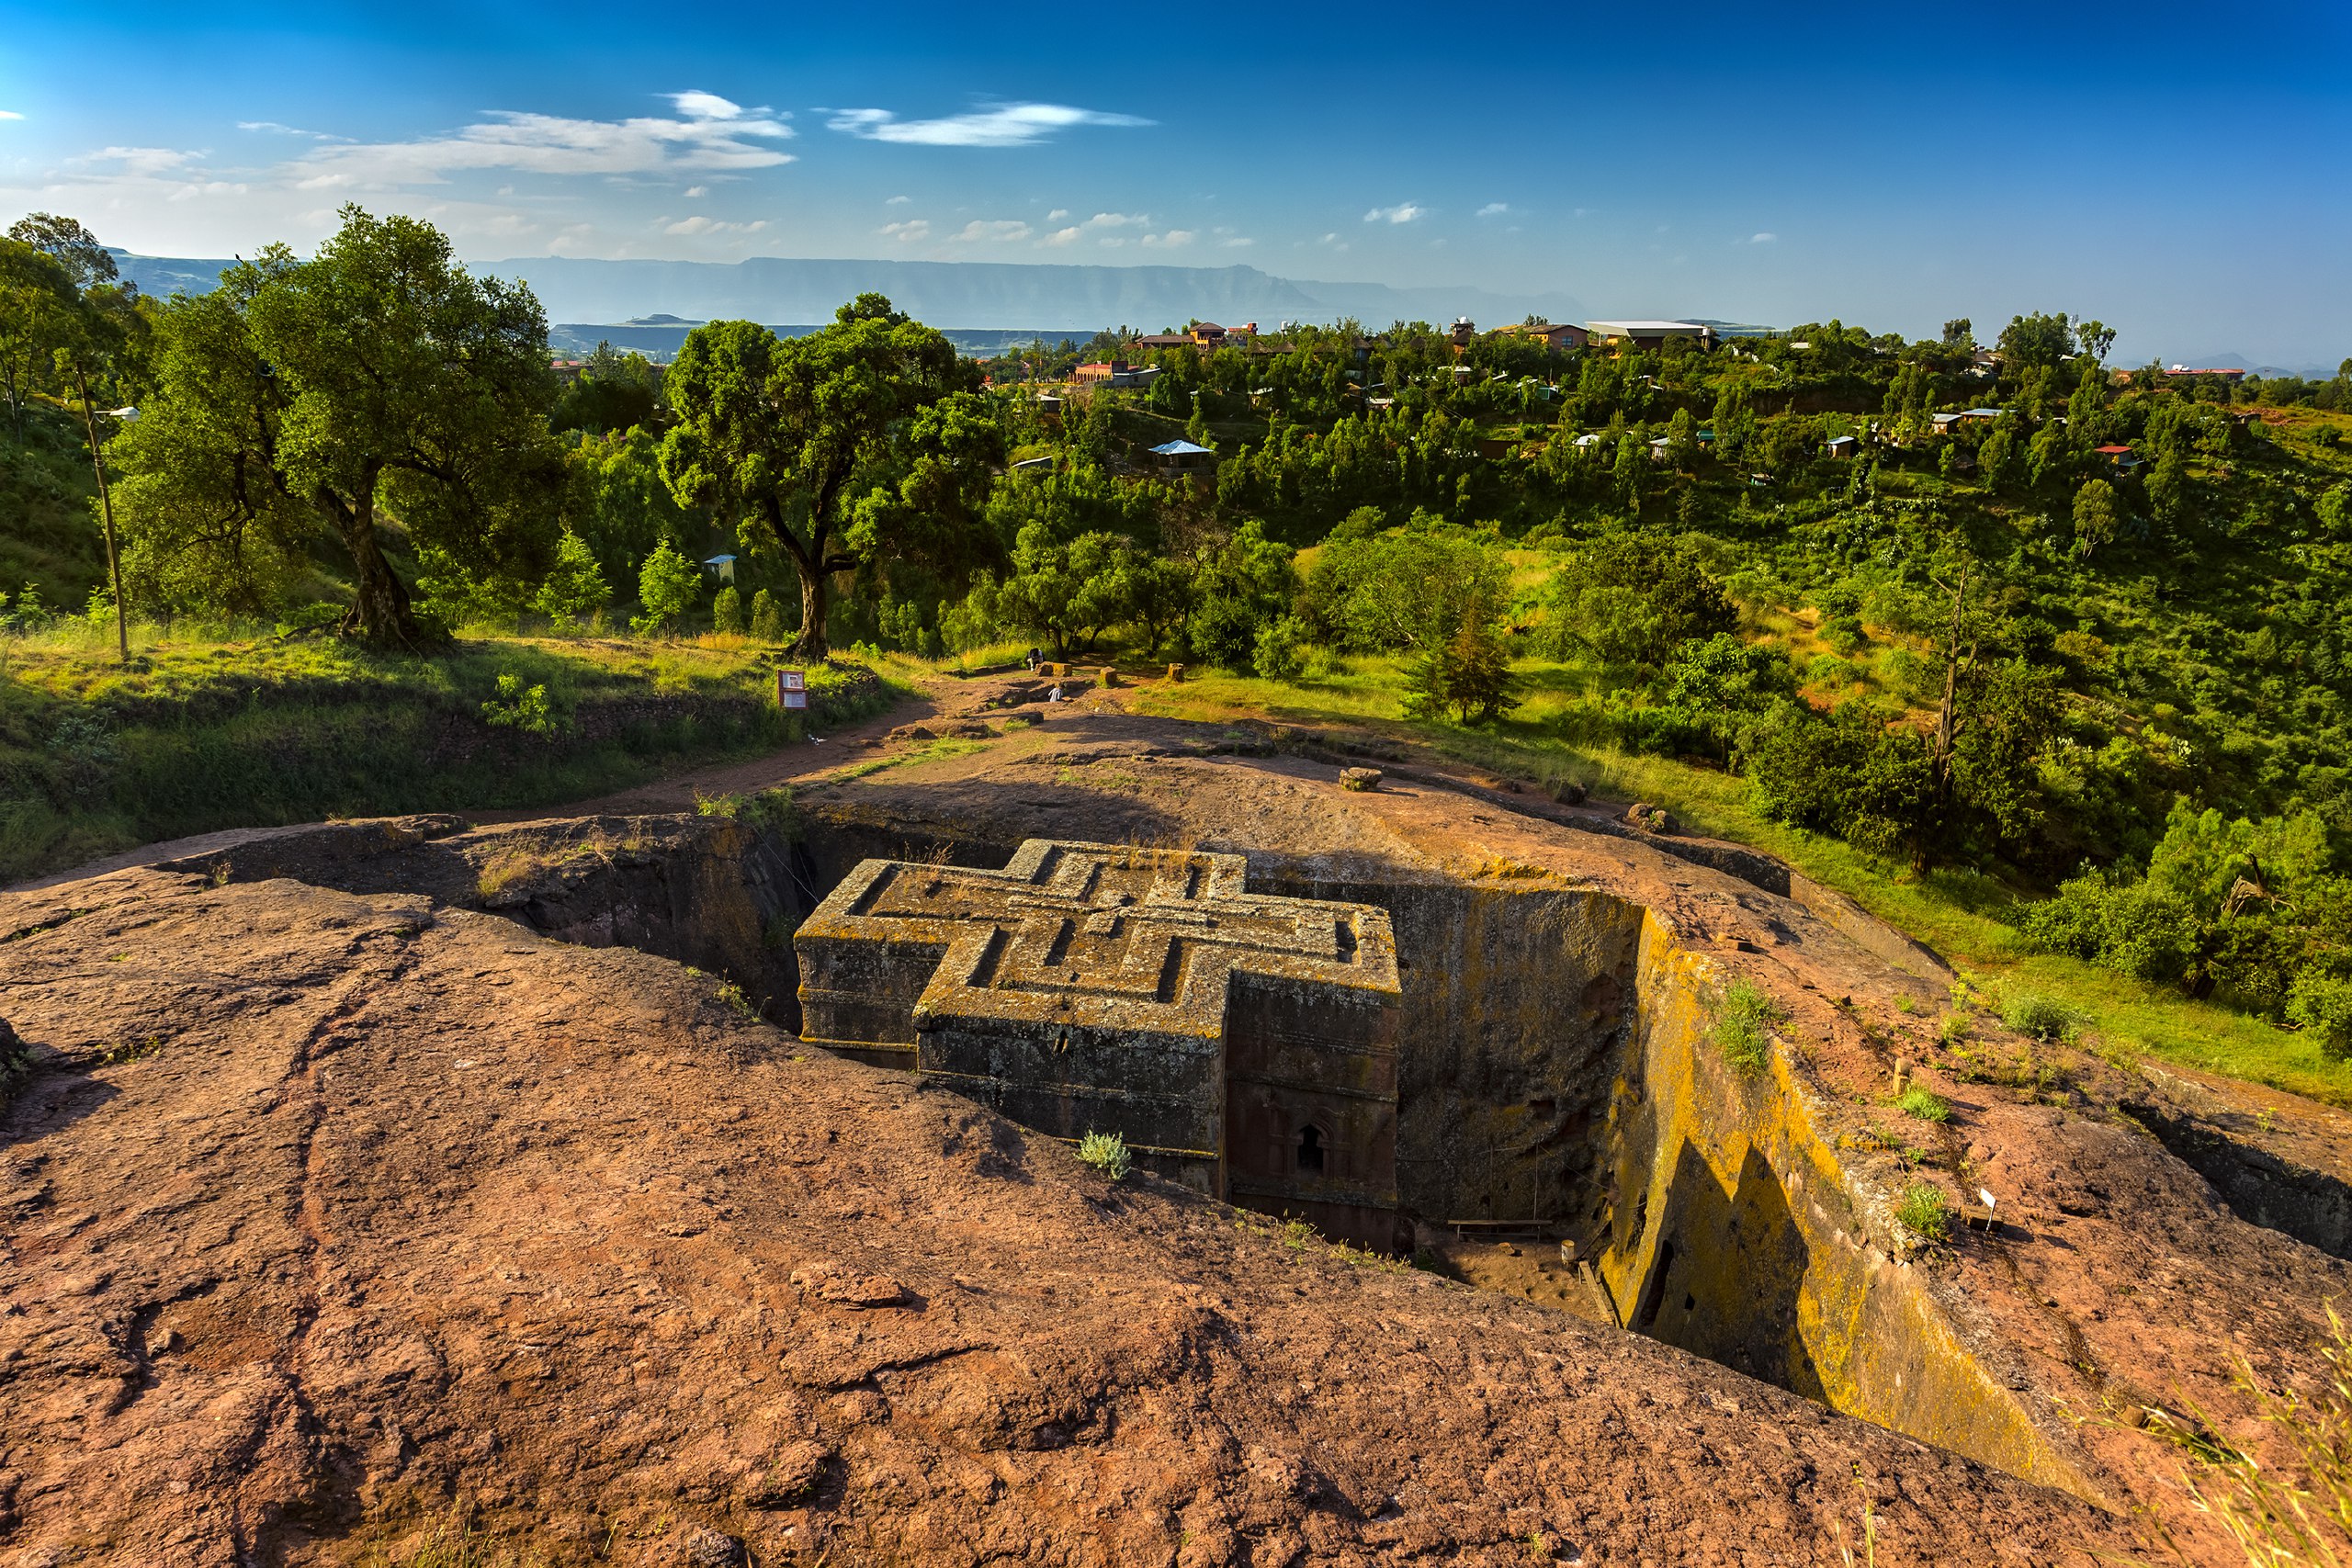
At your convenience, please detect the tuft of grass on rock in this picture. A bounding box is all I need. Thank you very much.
[1894,1181,1951,1240]
[1896,1086,1952,1122]
[1715,980,1786,1076]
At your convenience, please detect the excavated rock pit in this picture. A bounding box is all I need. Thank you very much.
[17,705,2352,1563]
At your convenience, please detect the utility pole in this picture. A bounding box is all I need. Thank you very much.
[71,366,130,663]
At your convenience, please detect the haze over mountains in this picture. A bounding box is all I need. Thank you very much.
[109,251,1587,338]
[100,251,2344,378]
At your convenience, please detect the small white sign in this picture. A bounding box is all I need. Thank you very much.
[779,669,808,709]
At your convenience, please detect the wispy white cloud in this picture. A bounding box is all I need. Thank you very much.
[285,93,795,188]
[0,111,23,122]
[886,193,910,205]
[79,146,209,176]
[1748,231,1778,243]
[670,90,745,121]
[663,214,768,235]
[825,103,1149,148]
[1081,210,1145,229]
[879,219,931,243]
[684,185,708,197]
[238,120,345,141]
[1221,236,1253,247]
[1140,229,1194,248]
[1046,208,1069,221]
[1364,202,1426,224]
[1476,202,1512,218]
[950,219,1033,242]
[1041,226,1080,246]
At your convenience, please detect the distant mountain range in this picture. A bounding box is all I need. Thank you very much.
[107,250,1587,339]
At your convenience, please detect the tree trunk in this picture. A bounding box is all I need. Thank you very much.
[794,561,830,661]
[322,479,426,649]
[72,367,129,664]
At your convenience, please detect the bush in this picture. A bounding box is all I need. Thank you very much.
[480,674,559,737]
[1894,1182,1951,1240]
[1714,980,1784,1076]
[1252,614,1306,681]
[533,530,609,633]
[632,541,701,636]
[1076,1130,1131,1181]
[2289,976,2352,1062]
[2000,990,2083,1043]
[1544,533,1736,667]
[2018,871,2200,985]
[711,584,744,636]
[749,588,786,643]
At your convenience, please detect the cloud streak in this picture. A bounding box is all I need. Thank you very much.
[286,92,795,188]
[825,103,1148,148]
[1364,202,1426,224]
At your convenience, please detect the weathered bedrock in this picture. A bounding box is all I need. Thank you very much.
[134,734,2352,1537]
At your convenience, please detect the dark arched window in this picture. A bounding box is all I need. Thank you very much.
[1296,1123,1326,1173]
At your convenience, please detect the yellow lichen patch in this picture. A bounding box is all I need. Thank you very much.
[1595,911,2100,1502]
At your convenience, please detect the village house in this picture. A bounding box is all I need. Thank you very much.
[1586,320,1715,354]
[1489,321,1589,353]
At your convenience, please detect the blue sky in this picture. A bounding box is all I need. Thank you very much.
[5,0,2348,364]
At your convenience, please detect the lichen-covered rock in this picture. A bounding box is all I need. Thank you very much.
[1339,766,1383,792]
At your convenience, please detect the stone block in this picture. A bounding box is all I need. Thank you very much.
[796,839,1406,1246]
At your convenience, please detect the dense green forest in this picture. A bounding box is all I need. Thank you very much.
[6,205,2352,1062]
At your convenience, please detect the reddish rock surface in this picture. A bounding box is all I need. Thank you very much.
[2,865,2124,1566]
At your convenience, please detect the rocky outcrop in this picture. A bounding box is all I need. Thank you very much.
[0,867,2122,1565]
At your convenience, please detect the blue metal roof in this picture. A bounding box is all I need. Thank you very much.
[1150,439,1215,456]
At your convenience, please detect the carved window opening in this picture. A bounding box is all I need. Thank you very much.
[1297,1122,1327,1173]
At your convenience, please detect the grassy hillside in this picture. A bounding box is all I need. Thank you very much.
[0,626,891,882]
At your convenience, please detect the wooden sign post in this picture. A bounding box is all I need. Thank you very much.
[778,669,808,711]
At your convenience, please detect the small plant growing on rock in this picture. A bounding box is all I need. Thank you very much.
[1714,980,1785,1076]
[1896,1086,1952,1123]
[1076,1130,1131,1181]
[1938,1010,1971,1046]
[1894,1181,1951,1241]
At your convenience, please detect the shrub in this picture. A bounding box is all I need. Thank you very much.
[2289,976,2352,1062]
[631,541,700,635]
[533,530,609,633]
[1714,980,1785,1076]
[2000,990,2082,1043]
[1896,1086,1952,1122]
[480,675,559,737]
[1076,1130,1131,1181]
[1894,1181,1951,1240]
[711,584,744,636]
[1403,615,1519,725]
[1252,614,1306,681]
[749,587,786,643]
